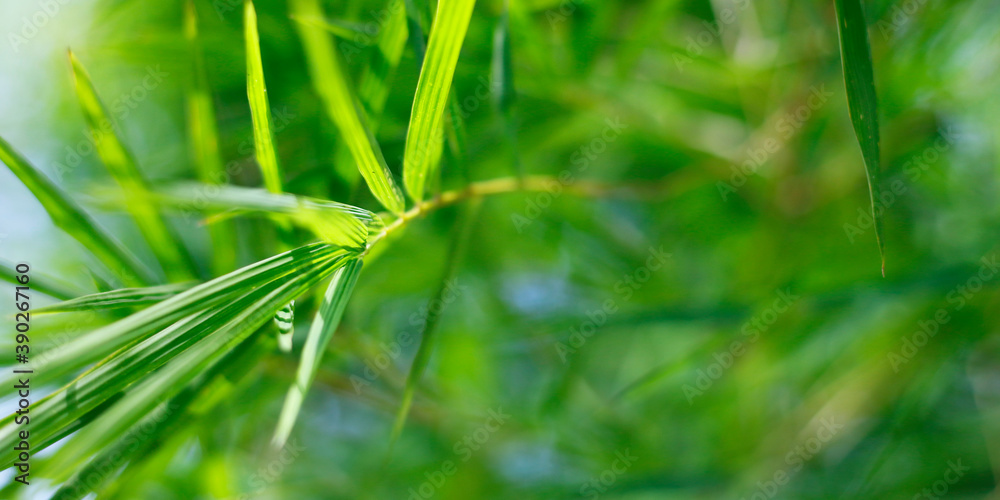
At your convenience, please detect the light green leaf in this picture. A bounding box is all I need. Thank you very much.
[68,51,199,282]
[245,0,284,194]
[44,254,346,473]
[0,136,154,287]
[0,259,82,300]
[834,0,884,274]
[0,245,351,470]
[402,0,477,201]
[0,243,349,394]
[272,258,362,448]
[290,0,406,214]
[35,282,195,314]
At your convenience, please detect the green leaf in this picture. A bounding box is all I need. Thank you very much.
[50,334,270,500]
[272,258,362,448]
[185,0,237,276]
[0,136,154,287]
[0,243,348,393]
[0,245,352,470]
[148,183,381,249]
[357,0,409,123]
[0,259,82,300]
[833,0,884,274]
[35,282,195,314]
[245,0,284,194]
[44,254,346,473]
[290,0,406,214]
[402,0,478,201]
[491,4,521,179]
[68,51,200,282]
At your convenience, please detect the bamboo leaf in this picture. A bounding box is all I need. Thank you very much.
[245,0,284,194]
[44,255,345,473]
[0,243,349,394]
[35,282,194,314]
[402,0,477,201]
[0,246,351,470]
[833,0,884,274]
[272,258,362,448]
[0,136,154,287]
[290,0,406,214]
[0,260,82,300]
[68,51,200,282]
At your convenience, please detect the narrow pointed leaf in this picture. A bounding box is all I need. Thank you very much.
[0,259,81,300]
[291,0,405,214]
[68,51,199,282]
[272,258,362,448]
[833,0,884,274]
[45,256,345,472]
[35,282,195,314]
[402,0,477,201]
[245,0,284,194]
[0,136,154,287]
[0,243,349,392]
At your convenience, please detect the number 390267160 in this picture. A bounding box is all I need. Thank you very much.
[15,263,30,357]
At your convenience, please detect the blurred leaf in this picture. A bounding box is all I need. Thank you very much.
[185,0,236,276]
[402,0,477,201]
[0,136,154,287]
[834,0,884,274]
[0,259,82,300]
[390,199,479,446]
[291,0,406,214]
[35,282,194,314]
[68,51,199,282]
[272,258,362,448]
[245,0,284,194]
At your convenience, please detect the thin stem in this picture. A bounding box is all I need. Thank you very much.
[362,174,674,256]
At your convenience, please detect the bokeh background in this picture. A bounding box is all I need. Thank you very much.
[2,0,1000,498]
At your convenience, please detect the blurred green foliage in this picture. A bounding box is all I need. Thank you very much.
[1,0,1000,498]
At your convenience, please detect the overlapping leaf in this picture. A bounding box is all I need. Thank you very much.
[290,0,405,214]
[35,283,194,314]
[402,0,477,200]
[68,52,199,281]
[272,258,362,448]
